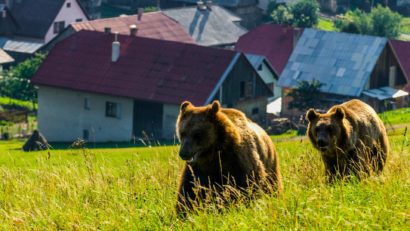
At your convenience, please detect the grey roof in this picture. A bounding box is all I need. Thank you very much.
[174,0,258,7]
[0,48,14,64]
[278,29,387,97]
[363,86,408,100]
[9,0,65,38]
[163,5,247,46]
[0,37,43,54]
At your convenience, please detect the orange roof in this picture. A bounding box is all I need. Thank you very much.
[71,12,195,44]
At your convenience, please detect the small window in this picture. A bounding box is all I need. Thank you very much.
[257,65,263,71]
[53,21,65,34]
[252,107,259,115]
[84,98,90,110]
[66,2,71,7]
[239,81,253,98]
[106,101,121,118]
[83,129,89,140]
[75,18,83,22]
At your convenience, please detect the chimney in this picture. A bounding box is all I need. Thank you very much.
[104,27,111,34]
[205,0,212,10]
[137,8,143,21]
[130,24,138,36]
[197,1,206,11]
[112,33,120,62]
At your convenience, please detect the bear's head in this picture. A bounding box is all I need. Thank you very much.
[176,100,240,164]
[306,107,347,152]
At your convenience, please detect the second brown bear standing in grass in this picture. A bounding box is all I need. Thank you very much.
[306,99,389,181]
[175,101,282,213]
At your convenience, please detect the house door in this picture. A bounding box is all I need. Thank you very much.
[133,100,163,140]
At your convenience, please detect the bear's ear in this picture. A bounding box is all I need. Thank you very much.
[210,100,221,114]
[306,109,318,122]
[333,107,345,120]
[180,101,193,113]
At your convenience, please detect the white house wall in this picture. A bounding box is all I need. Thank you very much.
[44,0,88,43]
[257,61,281,99]
[38,86,133,142]
[162,104,180,140]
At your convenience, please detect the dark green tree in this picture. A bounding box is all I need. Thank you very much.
[271,5,294,25]
[287,80,324,111]
[291,0,319,27]
[370,5,402,38]
[0,53,45,101]
[335,6,401,38]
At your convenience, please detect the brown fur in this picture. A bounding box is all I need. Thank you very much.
[306,99,389,181]
[175,100,282,214]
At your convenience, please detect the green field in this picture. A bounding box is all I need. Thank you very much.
[317,17,336,31]
[0,122,409,229]
[401,17,410,34]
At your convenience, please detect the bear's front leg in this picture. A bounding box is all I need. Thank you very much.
[176,165,197,215]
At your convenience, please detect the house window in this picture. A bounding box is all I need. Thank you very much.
[240,80,253,98]
[84,98,90,110]
[83,129,89,140]
[252,107,259,115]
[75,18,83,22]
[106,101,121,118]
[257,65,263,71]
[66,2,71,7]
[53,21,65,34]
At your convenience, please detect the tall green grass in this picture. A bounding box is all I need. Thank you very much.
[0,97,36,111]
[0,126,409,229]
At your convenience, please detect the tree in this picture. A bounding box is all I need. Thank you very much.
[291,0,319,27]
[370,5,402,38]
[335,5,401,38]
[0,53,45,101]
[271,5,293,25]
[287,80,324,111]
[269,0,319,28]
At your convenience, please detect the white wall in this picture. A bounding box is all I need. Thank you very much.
[38,86,133,142]
[162,104,179,140]
[257,61,281,100]
[44,0,88,43]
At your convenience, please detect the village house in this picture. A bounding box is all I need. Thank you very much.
[0,0,88,64]
[43,10,195,51]
[44,4,247,51]
[0,48,13,71]
[235,24,301,114]
[32,30,273,142]
[172,0,262,29]
[162,4,248,47]
[278,29,409,118]
[390,39,410,94]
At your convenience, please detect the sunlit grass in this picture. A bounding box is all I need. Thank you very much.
[0,125,409,229]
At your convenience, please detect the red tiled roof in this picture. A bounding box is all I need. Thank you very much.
[235,24,299,75]
[32,30,236,105]
[390,39,410,92]
[71,12,194,44]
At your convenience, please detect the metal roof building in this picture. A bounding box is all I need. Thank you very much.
[163,5,247,47]
[278,28,387,97]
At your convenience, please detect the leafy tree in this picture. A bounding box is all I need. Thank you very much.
[335,6,401,38]
[287,80,323,111]
[270,0,319,28]
[291,0,319,27]
[271,5,293,25]
[0,53,45,102]
[370,5,402,38]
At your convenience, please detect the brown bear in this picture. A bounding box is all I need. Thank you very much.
[306,99,389,181]
[175,100,282,213]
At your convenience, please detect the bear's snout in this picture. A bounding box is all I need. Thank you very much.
[317,138,329,149]
[179,141,194,160]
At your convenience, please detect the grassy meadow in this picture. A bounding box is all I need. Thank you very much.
[0,123,409,229]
